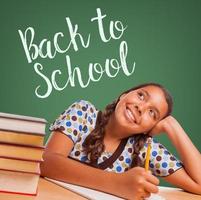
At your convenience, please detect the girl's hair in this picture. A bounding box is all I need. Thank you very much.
[83,83,173,167]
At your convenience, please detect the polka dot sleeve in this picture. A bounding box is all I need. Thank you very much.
[139,139,183,177]
[49,100,97,144]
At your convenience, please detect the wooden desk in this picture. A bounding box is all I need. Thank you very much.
[0,178,200,200]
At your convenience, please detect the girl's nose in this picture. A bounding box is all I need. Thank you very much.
[134,104,142,115]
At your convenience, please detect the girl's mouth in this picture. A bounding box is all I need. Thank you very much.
[125,106,137,124]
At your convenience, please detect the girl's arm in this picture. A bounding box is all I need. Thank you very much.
[150,116,201,194]
[40,131,159,200]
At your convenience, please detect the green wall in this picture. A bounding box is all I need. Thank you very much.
[0,0,201,187]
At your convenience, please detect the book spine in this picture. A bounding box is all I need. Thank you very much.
[0,114,47,124]
[0,156,43,163]
[0,128,46,136]
[0,142,45,149]
[0,118,46,135]
[0,168,41,175]
[0,156,43,162]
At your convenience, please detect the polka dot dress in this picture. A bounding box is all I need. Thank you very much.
[49,100,183,176]
[139,140,183,176]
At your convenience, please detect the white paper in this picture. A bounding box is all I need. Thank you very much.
[45,178,166,200]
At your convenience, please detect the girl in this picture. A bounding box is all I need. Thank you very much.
[41,83,201,200]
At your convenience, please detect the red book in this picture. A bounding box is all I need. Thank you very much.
[0,170,40,196]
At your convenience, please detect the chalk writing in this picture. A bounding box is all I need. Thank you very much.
[18,8,136,99]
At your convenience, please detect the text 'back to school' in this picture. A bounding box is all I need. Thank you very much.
[18,8,136,99]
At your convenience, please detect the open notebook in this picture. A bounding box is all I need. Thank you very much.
[45,178,166,200]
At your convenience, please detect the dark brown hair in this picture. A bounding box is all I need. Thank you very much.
[83,83,173,168]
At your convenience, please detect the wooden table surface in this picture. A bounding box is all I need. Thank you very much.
[0,178,201,200]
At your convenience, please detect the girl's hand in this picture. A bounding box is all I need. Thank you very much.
[148,116,178,136]
[116,167,159,200]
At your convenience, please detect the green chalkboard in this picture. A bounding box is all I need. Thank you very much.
[0,0,201,187]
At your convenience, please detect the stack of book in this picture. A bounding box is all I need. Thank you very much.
[0,112,47,196]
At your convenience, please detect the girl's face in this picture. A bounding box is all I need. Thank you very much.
[113,85,169,136]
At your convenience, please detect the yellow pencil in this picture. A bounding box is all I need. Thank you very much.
[145,137,152,171]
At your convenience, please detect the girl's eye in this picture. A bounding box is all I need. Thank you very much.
[138,92,144,101]
[149,109,156,119]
